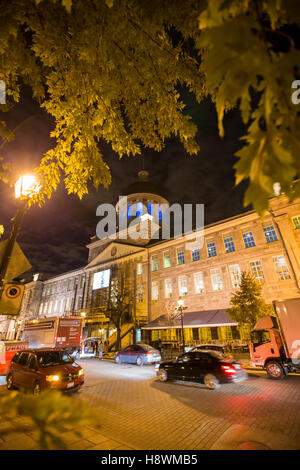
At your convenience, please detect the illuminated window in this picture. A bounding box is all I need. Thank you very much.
[224,236,235,253]
[178,275,188,295]
[152,256,158,271]
[163,252,171,268]
[250,260,264,281]
[211,268,223,291]
[127,204,132,218]
[263,224,278,242]
[92,270,111,289]
[242,230,256,248]
[165,279,172,298]
[136,202,143,217]
[137,263,143,275]
[292,215,300,229]
[152,281,159,300]
[194,272,205,293]
[138,285,143,303]
[177,248,185,265]
[229,264,241,288]
[192,248,200,261]
[273,255,291,281]
[207,241,217,257]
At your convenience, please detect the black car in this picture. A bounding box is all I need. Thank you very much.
[156,350,247,389]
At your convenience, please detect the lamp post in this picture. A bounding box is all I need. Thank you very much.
[176,296,187,354]
[0,174,40,298]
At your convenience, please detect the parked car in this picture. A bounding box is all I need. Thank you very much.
[115,343,161,366]
[156,350,247,389]
[188,344,232,358]
[6,348,84,395]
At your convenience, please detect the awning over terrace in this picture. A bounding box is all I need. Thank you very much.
[141,309,237,330]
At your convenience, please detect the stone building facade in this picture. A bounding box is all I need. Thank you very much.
[1,171,300,348]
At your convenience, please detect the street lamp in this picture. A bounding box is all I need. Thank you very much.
[176,296,187,354]
[0,174,40,297]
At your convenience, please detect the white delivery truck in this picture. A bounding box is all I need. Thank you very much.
[250,298,300,379]
[21,316,82,356]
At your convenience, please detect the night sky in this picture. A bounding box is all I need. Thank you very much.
[0,87,249,281]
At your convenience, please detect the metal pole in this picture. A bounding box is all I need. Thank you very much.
[180,306,185,354]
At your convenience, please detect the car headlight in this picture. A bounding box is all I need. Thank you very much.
[78,369,84,376]
[46,375,60,382]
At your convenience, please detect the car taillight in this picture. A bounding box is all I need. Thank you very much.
[146,351,152,355]
[221,365,236,374]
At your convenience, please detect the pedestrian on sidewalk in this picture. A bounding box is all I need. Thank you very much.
[99,340,103,359]
[103,340,109,356]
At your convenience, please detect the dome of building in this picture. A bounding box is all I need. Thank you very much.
[122,170,167,199]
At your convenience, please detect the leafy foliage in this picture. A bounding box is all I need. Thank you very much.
[0,0,299,212]
[0,390,97,449]
[227,271,273,329]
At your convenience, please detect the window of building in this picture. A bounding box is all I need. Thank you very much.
[224,236,235,253]
[127,204,132,218]
[39,303,44,315]
[194,272,205,293]
[273,255,291,281]
[138,285,143,303]
[292,215,300,229]
[152,256,158,271]
[48,301,53,314]
[136,201,143,217]
[192,328,199,340]
[229,264,241,288]
[77,296,82,310]
[137,263,143,275]
[263,223,278,242]
[178,275,188,296]
[152,281,159,300]
[177,248,185,265]
[163,252,171,268]
[242,229,256,248]
[192,248,200,261]
[250,260,265,281]
[164,279,172,298]
[207,241,217,257]
[211,268,223,291]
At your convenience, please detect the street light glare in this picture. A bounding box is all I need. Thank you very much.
[15,174,40,199]
[177,297,184,307]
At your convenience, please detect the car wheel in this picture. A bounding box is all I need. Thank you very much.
[204,373,220,390]
[158,369,168,382]
[115,356,121,364]
[265,361,285,379]
[136,356,143,366]
[6,373,14,390]
[33,381,41,396]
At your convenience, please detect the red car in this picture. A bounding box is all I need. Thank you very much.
[6,348,84,395]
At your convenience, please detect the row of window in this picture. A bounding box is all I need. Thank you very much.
[148,255,291,300]
[42,275,85,297]
[147,224,280,272]
[38,295,82,316]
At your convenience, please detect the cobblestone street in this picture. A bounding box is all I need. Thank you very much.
[0,359,300,450]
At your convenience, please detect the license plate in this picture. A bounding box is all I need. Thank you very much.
[67,381,74,388]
